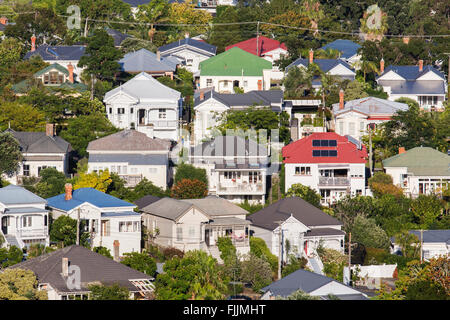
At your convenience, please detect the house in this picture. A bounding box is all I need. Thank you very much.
[119,48,178,78]
[283,132,368,206]
[140,196,250,260]
[382,147,450,198]
[284,99,326,141]
[225,36,288,65]
[199,47,273,93]
[319,39,361,66]
[0,185,50,250]
[391,230,449,261]
[286,49,356,88]
[86,130,171,188]
[158,36,217,75]
[376,59,447,111]
[104,72,183,141]
[193,89,284,143]
[46,184,141,256]
[8,245,154,300]
[12,63,87,95]
[332,94,409,140]
[247,197,345,263]
[24,42,86,82]
[260,269,368,300]
[106,28,131,47]
[3,125,71,185]
[189,135,269,205]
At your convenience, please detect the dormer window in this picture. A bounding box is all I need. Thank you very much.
[43,71,64,85]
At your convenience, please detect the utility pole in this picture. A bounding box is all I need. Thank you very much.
[368,123,375,177]
[76,207,80,245]
[275,220,284,280]
[348,232,352,286]
[256,21,260,56]
[443,53,450,101]
[90,74,95,101]
[420,229,423,263]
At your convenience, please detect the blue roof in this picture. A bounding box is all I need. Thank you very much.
[121,0,151,6]
[47,188,135,212]
[102,211,140,217]
[158,38,217,55]
[0,185,47,205]
[24,45,86,61]
[377,80,446,95]
[119,48,177,73]
[409,230,450,244]
[89,153,168,166]
[286,58,354,74]
[379,65,446,81]
[320,39,361,59]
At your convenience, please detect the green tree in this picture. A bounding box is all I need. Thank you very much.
[155,250,227,300]
[410,195,443,228]
[34,167,67,198]
[249,237,278,273]
[27,244,55,259]
[88,283,130,300]
[49,215,88,247]
[286,183,322,208]
[171,178,208,199]
[121,251,157,277]
[0,269,48,300]
[368,171,403,198]
[240,253,273,292]
[74,169,113,193]
[0,38,23,69]
[174,163,208,187]
[136,0,170,44]
[351,214,390,249]
[92,246,113,259]
[282,255,308,278]
[276,289,321,300]
[0,100,46,132]
[0,246,24,268]
[217,236,237,265]
[0,131,22,177]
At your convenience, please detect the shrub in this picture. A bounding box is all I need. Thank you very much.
[88,283,130,300]
[162,247,184,260]
[250,237,278,273]
[217,237,237,264]
[240,253,273,292]
[121,252,157,277]
[93,246,113,259]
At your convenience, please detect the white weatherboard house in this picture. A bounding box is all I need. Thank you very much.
[158,37,217,75]
[283,132,368,206]
[140,196,250,261]
[332,95,409,141]
[261,269,368,300]
[189,135,269,205]
[391,230,450,261]
[46,185,141,256]
[3,125,71,185]
[382,147,450,198]
[193,89,283,143]
[0,185,50,250]
[247,197,345,267]
[104,72,183,141]
[376,60,447,111]
[87,130,171,188]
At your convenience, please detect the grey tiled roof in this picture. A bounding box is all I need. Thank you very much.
[190,135,268,158]
[134,195,161,210]
[194,90,283,108]
[119,48,177,73]
[332,97,409,116]
[87,130,170,152]
[247,197,343,231]
[106,28,131,46]
[158,38,217,55]
[0,185,46,205]
[6,129,71,154]
[181,196,248,217]
[408,230,450,244]
[8,245,152,293]
[141,197,194,221]
[88,153,168,166]
[380,65,445,81]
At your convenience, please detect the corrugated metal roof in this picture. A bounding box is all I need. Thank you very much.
[320,39,361,59]
[225,36,287,57]
[377,80,446,95]
[158,38,216,55]
[88,153,168,166]
[0,185,47,205]
[262,269,333,294]
[119,48,177,73]
[87,130,170,152]
[286,58,354,74]
[332,97,409,116]
[190,135,268,158]
[194,90,283,108]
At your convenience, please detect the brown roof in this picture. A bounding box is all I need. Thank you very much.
[86,130,171,152]
[8,245,152,294]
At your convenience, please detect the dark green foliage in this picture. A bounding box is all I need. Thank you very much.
[405,280,448,300]
[161,247,184,261]
[240,253,273,292]
[93,246,113,259]
[249,237,278,273]
[0,131,22,176]
[174,163,208,187]
[217,237,237,264]
[88,283,130,300]
[120,252,157,277]
[108,176,168,203]
[26,244,55,259]
[49,215,89,247]
[34,167,67,198]
[286,183,322,209]
[282,255,307,278]
[238,201,263,215]
[0,246,24,268]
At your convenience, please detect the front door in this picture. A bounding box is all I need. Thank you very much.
[1,216,8,235]
[205,229,210,246]
[138,109,146,125]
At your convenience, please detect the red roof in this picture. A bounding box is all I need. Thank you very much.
[225,36,288,57]
[282,132,367,164]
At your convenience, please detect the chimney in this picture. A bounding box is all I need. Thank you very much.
[200,91,204,100]
[185,32,189,39]
[113,240,120,262]
[156,50,160,61]
[67,63,74,83]
[46,123,55,137]
[62,257,69,277]
[418,59,423,72]
[31,35,36,52]
[65,183,73,201]
[402,37,410,44]
[0,17,7,25]
[339,89,344,110]
[380,58,385,74]
[309,49,314,64]
[398,147,406,154]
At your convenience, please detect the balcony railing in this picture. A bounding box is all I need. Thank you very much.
[120,174,143,187]
[17,228,48,239]
[146,120,178,128]
[217,183,264,194]
[318,177,350,186]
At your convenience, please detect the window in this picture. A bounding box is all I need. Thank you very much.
[186,59,193,66]
[118,108,125,114]
[206,79,212,87]
[244,81,248,87]
[349,122,355,136]
[188,226,196,239]
[356,189,362,195]
[109,108,112,114]
[176,226,183,241]
[23,165,30,176]
[223,80,228,88]
[133,221,140,232]
[119,221,135,232]
[295,166,310,175]
[159,109,167,119]
[38,166,48,175]
[338,122,344,135]
[22,216,32,228]
[360,122,365,133]
[130,108,134,114]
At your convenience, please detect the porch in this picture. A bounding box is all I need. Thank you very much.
[205,218,251,251]
[216,170,265,195]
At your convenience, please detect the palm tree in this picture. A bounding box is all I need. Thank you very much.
[136,0,171,43]
[353,60,379,82]
[315,48,341,59]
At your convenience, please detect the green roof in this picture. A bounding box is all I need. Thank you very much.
[199,47,272,77]
[382,147,450,176]
[34,63,69,77]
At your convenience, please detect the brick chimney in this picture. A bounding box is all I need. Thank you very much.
[113,240,120,262]
[67,63,74,83]
[185,32,189,39]
[309,49,314,64]
[46,123,55,137]
[64,183,73,201]
[418,59,423,72]
[31,35,36,52]
[62,257,69,277]
[402,37,410,44]
[200,91,204,101]
[0,17,7,25]
[339,89,344,110]
[380,58,385,74]
[398,147,406,154]
[156,50,160,61]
